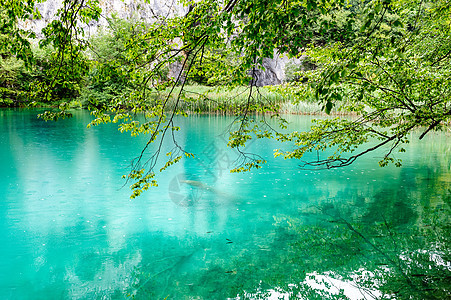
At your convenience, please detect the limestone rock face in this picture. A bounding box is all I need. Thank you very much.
[252,56,286,86]
[24,0,293,85]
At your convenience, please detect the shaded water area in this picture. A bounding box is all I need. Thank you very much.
[0,109,450,299]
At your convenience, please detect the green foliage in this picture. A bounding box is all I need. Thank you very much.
[0,41,88,106]
[271,0,451,168]
[124,169,158,199]
[0,55,27,105]
[33,0,100,103]
[31,44,89,103]
[0,0,101,107]
[0,1,39,68]
[81,15,155,109]
[0,4,34,106]
[185,46,239,86]
[284,57,317,83]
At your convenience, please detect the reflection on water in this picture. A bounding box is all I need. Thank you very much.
[0,109,449,299]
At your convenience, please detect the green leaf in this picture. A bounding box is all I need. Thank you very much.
[325,101,333,114]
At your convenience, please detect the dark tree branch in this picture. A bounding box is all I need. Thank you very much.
[299,124,416,169]
[419,108,451,139]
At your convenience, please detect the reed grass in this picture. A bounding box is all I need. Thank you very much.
[160,85,326,115]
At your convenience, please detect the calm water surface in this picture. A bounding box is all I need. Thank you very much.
[0,109,449,299]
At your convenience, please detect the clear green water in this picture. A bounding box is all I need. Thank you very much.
[0,109,449,299]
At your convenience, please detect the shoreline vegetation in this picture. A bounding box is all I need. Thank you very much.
[165,85,360,116]
[0,84,359,116]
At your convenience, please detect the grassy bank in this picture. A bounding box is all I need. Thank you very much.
[3,84,340,116]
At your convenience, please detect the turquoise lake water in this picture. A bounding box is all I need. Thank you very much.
[0,109,450,299]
